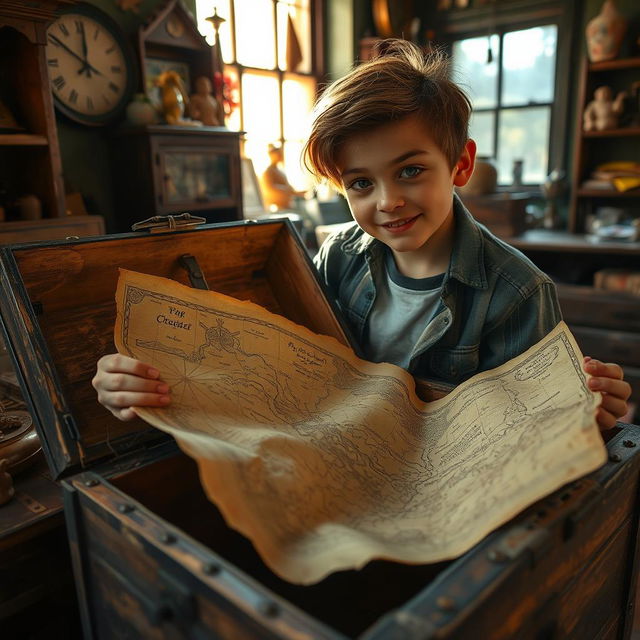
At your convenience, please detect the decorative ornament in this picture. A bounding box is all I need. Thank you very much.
[116,0,142,13]
[586,0,627,63]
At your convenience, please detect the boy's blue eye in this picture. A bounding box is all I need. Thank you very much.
[349,178,372,191]
[400,166,423,179]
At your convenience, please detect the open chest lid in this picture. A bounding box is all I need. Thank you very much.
[0,219,353,480]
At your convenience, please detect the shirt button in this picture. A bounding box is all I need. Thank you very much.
[443,317,449,324]
[365,292,374,300]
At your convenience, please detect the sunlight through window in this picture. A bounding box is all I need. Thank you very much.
[195,0,317,196]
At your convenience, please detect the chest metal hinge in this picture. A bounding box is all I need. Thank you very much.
[487,523,552,569]
[178,254,210,290]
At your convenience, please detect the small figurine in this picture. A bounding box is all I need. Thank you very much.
[188,76,224,126]
[542,168,566,230]
[583,86,626,131]
[155,70,201,126]
[260,144,306,210]
[0,458,14,505]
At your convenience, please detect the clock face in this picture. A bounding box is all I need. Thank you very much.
[46,7,133,125]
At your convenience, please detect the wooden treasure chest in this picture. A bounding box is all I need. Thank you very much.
[0,218,639,639]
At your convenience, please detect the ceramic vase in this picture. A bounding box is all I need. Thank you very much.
[126,93,157,126]
[16,194,41,220]
[586,0,627,63]
[457,157,498,196]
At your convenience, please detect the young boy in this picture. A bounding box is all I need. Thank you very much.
[93,39,630,430]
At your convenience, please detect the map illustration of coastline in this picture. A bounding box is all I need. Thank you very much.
[115,269,606,585]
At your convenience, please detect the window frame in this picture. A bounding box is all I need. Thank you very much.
[443,1,577,187]
[195,0,324,153]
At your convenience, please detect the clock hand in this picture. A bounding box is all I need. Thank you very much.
[78,21,90,77]
[77,61,103,77]
[48,33,102,76]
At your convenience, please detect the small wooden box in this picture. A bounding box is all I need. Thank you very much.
[0,220,639,639]
[459,192,529,239]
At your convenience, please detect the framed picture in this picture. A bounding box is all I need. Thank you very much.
[144,57,191,109]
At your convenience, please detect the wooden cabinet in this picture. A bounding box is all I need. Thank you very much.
[110,125,244,232]
[0,1,71,221]
[569,56,640,233]
[509,231,640,421]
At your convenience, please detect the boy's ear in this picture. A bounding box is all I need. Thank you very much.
[452,139,477,187]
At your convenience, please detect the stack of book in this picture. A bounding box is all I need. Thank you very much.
[594,268,640,295]
[582,162,640,192]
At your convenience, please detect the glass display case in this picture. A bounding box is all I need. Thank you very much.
[161,148,231,206]
[111,125,243,231]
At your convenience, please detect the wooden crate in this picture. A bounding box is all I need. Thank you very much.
[0,220,639,639]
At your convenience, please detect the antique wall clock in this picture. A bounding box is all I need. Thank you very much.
[45,3,135,126]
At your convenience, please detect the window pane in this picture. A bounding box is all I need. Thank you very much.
[235,0,276,68]
[501,25,557,106]
[469,111,494,157]
[242,72,280,175]
[277,1,311,73]
[242,71,280,141]
[452,35,499,109]
[283,140,311,190]
[282,74,315,140]
[195,0,233,62]
[497,107,550,184]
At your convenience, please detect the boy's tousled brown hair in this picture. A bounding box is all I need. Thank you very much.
[303,39,472,189]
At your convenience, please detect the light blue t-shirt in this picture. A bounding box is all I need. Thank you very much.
[363,249,444,369]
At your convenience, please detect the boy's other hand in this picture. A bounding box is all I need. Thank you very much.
[584,356,632,431]
[92,354,171,422]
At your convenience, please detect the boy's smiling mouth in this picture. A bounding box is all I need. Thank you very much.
[381,214,421,231]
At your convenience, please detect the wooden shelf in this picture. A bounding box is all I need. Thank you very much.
[508,230,640,254]
[576,189,640,197]
[583,127,640,138]
[0,134,48,146]
[589,57,640,72]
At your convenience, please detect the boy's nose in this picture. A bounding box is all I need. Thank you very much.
[377,190,405,213]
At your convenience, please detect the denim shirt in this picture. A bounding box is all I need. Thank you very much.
[313,195,562,386]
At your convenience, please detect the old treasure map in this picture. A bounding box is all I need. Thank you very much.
[114,269,606,585]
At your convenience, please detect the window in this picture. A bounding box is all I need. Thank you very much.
[195,0,320,192]
[452,24,558,186]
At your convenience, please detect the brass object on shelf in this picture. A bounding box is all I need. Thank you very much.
[0,409,41,475]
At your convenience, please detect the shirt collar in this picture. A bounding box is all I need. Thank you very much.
[340,193,487,289]
[447,193,488,289]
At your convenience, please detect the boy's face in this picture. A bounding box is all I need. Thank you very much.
[336,114,475,277]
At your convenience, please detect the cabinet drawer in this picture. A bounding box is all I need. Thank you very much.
[557,285,640,332]
[569,325,640,367]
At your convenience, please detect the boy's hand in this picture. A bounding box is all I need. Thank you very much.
[92,354,171,422]
[584,357,631,431]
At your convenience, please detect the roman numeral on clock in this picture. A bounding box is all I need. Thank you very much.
[75,20,83,34]
[69,89,78,104]
[53,75,66,90]
[59,23,69,37]
[108,82,119,93]
[87,96,94,111]
[48,58,59,67]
